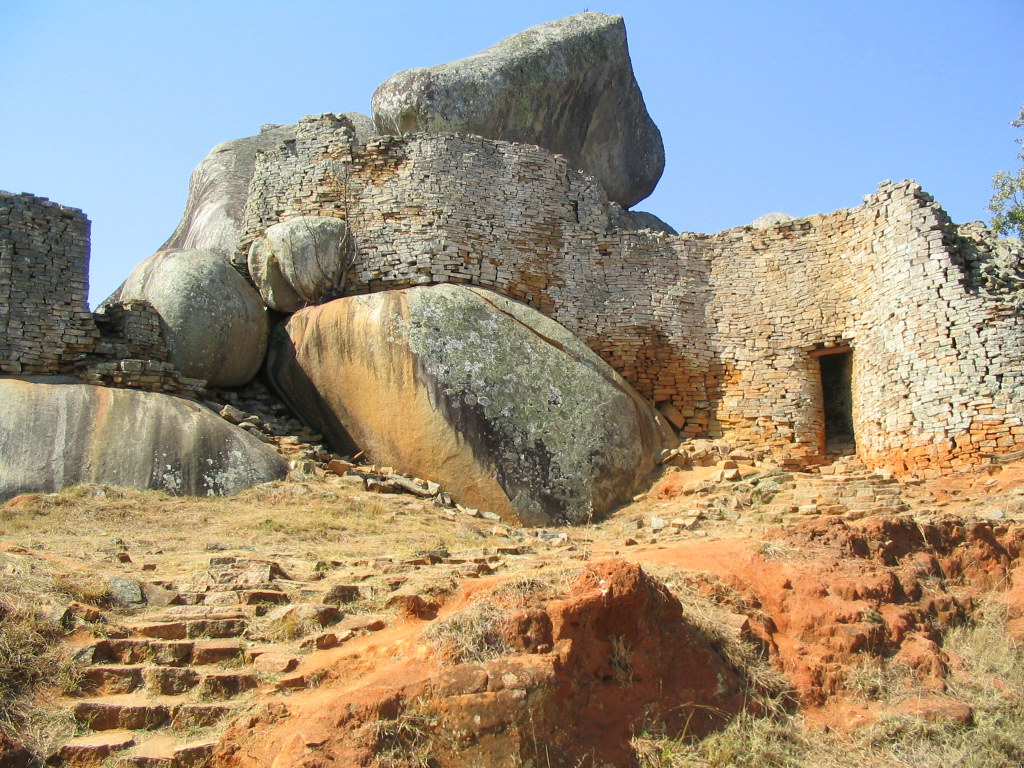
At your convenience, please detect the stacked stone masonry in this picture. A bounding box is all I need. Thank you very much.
[0,191,98,373]
[93,300,169,363]
[3,119,1021,476]
[0,191,199,395]
[240,116,1024,475]
[76,358,206,400]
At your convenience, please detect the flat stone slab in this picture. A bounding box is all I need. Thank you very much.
[58,731,136,764]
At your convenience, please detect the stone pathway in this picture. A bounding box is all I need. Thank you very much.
[763,456,910,520]
[47,532,577,766]
[52,555,353,766]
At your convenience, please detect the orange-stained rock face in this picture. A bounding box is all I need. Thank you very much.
[264,285,675,526]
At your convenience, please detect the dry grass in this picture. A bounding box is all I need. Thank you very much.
[419,569,581,664]
[0,481,513,758]
[420,601,511,664]
[369,698,442,768]
[645,565,791,711]
[0,554,84,758]
[2,482,511,566]
[6,480,1024,767]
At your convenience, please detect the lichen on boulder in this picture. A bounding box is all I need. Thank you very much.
[0,378,288,500]
[372,12,664,209]
[265,284,674,525]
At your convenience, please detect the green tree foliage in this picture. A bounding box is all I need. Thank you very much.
[988,105,1024,238]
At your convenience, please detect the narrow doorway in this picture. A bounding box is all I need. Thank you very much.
[817,348,854,455]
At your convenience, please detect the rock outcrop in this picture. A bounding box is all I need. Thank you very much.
[265,285,674,525]
[159,124,297,259]
[0,378,288,500]
[371,12,664,209]
[247,216,351,312]
[117,249,269,387]
[749,212,795,229]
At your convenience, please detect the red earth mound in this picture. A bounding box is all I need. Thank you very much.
[215,560,752,768]
[212,514,1024,766]
[628,515,1024,705]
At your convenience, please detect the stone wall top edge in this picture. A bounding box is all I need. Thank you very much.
[684,178,957,242]
[0,189,87,218]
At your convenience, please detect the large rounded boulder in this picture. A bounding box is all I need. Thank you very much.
[265,284,674,525]
[248,216,352,313]
[118,249,269,387]
[0,378,288,500]
[371,12,664,209]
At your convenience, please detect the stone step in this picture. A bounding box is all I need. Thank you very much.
[240,589,291,605]
[144,666,201,695]
[192,638,246,665]
[196,671,259,700]
[63,733,220,768]
[170,739,217,768]
[155,607,247,620]
[72,696,237,732]
[56,730,136,766]
[124,734,177,768]
[171,702,233,730]
[103,639,194,666]
[96,637,245,666]
[173,592,208,606]
[126,617,247,640]
[79,665,143,695]
[74,696,175,731]
[120,734,218,768]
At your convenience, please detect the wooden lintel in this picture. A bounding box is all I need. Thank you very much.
[808,345,852,358]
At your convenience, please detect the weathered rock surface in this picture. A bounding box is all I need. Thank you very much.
[265,284,673,525]
[749,212,795,229]
[339,111,377,146]
[0,378,288,501]
[117,249,269,387]
[371,12,664,209]
[248,216,351,312]
[609,204,678,235]
[0,732,31,768]
[160,124,297,258]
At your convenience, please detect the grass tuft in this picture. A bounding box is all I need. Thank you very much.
[420,601,511,664]
[0,555,84,759]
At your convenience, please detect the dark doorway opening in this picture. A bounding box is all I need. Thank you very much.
[818,349,855,455]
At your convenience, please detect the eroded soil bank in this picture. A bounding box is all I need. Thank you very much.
[3,457,1024,767]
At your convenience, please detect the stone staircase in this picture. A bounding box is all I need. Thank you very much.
[51,559,339,767]
[762,456,910,519]
[45,533,570,766]
[56,613,252,766]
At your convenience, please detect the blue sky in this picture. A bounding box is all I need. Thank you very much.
[3,1,1022,307]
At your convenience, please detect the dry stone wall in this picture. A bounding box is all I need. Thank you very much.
[0,192,98,373]
[698,182,1024,473]
[3,119,1020,477]
[0,191,196,396]
[240,116,1024,474]
[93,300,169,362]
